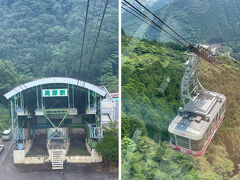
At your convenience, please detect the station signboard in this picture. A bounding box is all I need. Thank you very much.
[42,89,68,97]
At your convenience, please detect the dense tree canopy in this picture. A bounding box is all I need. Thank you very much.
[122,0,240,63]
[123,0,240,44]
[0,0,118,91]
[121,34,240,179]
[96,121,118,162]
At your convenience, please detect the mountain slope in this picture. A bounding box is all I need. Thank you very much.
[158,0,240,43]
[122,0,173,39]
[0,0,118,91]
[123,0,240,44]
[122,34,240,179]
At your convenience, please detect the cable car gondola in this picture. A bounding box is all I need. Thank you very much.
[168,92,226,156]
[122,0,227,156]
[168,53,226,156]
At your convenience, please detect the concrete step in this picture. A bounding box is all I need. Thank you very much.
[52,149,64,170]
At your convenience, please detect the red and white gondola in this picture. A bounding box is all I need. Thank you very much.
[168,91,226,156]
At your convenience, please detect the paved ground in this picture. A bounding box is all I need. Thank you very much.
[0,139,118,180]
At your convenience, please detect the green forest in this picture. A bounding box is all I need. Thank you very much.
[0,0,118,135]
[0,60,30,136]
[123,0,240,62]
[123,0,240,44]
[122,33,240,179]
[0,0,118,91]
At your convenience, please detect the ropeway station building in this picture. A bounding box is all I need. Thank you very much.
[4,77,118,169]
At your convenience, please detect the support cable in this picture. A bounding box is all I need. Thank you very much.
[122,5,182,43]
[133,0,194,48]
[122,6,158,30]
[87,0,97,55]
[0,59,26,90]
[122,1,187,47]
[93,0,104,43]
[78,0,90,79]
[84,0,109,82]
[123,0,240,79]
[95,0,105,29]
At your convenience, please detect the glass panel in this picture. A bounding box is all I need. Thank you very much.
[213,116,217,127]
[208,126,211,137]
[210,121,214,133]
[205,127,210,140]
[176,135,190,149]
[191,138,204,151]
[170,134,176,145]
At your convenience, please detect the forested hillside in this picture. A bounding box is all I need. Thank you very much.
[122,34,240,179]
[123,0,240,46]
[0,0,118,91]
[156,0,240,44]
[0,60,30,136]
[122,0,173,39]
[122,0,173,35]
